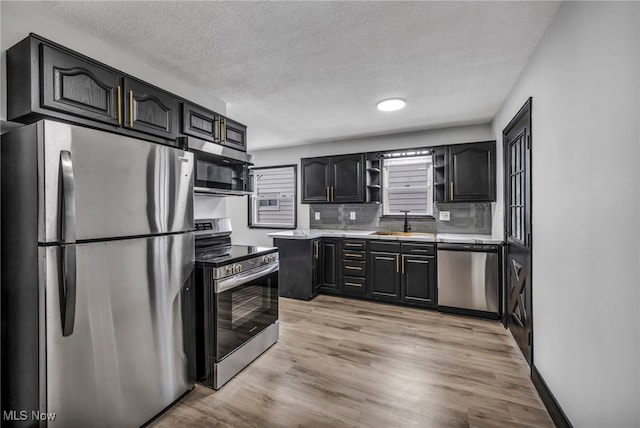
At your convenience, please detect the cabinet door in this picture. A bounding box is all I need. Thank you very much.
[331,154,364,203]
[369,251,400,299]
[41,45,122,126]
[182,102,219,142]
[402,254,436,306]
[124,79,179,140]
[321,239,340,290]
[301,157,331,203]
[221,117,247,152]
[312,239,323,296]
[449,141,496,202]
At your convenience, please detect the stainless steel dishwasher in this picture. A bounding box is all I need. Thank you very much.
[437,243,500,317]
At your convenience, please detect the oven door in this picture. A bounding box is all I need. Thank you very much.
[214,262,279,361]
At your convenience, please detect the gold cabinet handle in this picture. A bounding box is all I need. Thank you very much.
[402,255,405,273]
[326,187,330,201]
[331,186,335,202]
[224,118,227,142]
[314,241,318,259]
[344,243,363,248]
[129,90,134,127]
[396,254,399,272]
[344,266,362,271]
[450,182,454,201]
[344,253,362,258]
[345,282,363,287]
[117,85,122,125]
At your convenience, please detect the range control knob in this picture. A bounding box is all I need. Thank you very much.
[262,255,271,264]
[234,264,242,274]
[225,265,234,275]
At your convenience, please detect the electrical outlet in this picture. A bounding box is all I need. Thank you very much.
[315,212,320,220]
[350,211,356,220]
[439,211,450,221]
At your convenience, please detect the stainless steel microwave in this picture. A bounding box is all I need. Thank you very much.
[182,136,253,196]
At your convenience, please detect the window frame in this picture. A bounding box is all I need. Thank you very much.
[381,155,435,218]
[248,164,298,229]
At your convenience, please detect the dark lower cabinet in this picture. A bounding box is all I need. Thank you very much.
[402,254,437,307]
[369,251,401,299]
[321,239,340,291]
[312,239,322,296]
[273,238,317,300]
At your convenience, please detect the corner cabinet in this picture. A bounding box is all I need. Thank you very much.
[301,154,364,203]
[7,35,180,143]
[434,141,496,203]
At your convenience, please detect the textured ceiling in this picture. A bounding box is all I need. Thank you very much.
[35,1,559,150]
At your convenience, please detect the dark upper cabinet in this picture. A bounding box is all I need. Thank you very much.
[402,254,437,307]
[448,141,496,202]
[369,251,401,299]
[221,117,247,152]
[302,157,332,203]
[331,154,364,203]
[124,79,179,140]
[321,239,340,291]
[301,154,365,203]
[40,44,122,126]
[182,102,220,142]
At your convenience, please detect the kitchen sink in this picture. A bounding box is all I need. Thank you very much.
[369,231,436,238]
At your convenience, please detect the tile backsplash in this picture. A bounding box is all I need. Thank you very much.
[309,203,492,234]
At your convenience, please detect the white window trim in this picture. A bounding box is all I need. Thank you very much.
[249,165,297,229]
[382,155,434,217]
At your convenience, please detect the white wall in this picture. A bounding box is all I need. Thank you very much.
[0,1,226,122]
[492,2,640,427]
[228,124,494,247]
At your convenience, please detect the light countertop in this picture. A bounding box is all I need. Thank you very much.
[268,229,503,244]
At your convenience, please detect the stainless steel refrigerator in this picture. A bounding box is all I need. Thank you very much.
[1,120,195,427]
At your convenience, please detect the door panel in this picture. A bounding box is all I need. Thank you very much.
[301,158,330,203]
[321,240,339,290]
[44,233,194,427]
[124,79,179,140]
[450,142,496,202]
[41,45,122,126]
[369,251,400,298]
[503,98,532,365]
[402,255,436,305]
[331,154,364,202]
[41,121,194,243]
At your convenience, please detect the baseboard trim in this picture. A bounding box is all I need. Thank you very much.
[531,365,573,428]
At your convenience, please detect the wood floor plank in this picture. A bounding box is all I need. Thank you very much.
[150,295,553,427]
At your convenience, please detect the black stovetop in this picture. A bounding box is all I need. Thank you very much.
[195,244,277,267]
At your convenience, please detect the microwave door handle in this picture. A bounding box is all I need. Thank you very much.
[59,150,77,336]
[214,262,279,294]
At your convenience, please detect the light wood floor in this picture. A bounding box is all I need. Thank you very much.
[151,295,553,428]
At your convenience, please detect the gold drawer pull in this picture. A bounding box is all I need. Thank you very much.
[129,90,134,127]
[345,282,363,287]
[344,243,363,247]
[344,253,362,258]
[345,266,362,271]
[117,85,122,125]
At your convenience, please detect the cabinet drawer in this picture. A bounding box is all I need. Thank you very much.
[342,249,366,260]
[369,241,401,253]
[342,276,366,294]
[343,239,367,250]
[343,260,366,277]
[402,243,436,256]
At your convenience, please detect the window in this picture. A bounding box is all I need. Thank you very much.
[249,165,297,229]
[382,155,433,216]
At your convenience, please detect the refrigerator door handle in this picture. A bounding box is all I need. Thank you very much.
[59,150,77,336]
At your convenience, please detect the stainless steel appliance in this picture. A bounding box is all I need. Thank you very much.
[1,120,195,427]
[437,243,500,317]
[182,136,253,196]
[194,218,279,390]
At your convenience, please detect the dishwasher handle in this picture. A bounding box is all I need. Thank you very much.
[437,243,499,252]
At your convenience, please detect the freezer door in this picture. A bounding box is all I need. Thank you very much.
[39,120,193,243]
[44,233,194,427]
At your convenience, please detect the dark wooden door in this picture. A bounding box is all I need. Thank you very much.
[331,154,364,203]
[369,251,400,299]
[449,141,496,202]
[321,239,340,290]
[41,45,122,126]
[124,78,179,140]
[301,157,331,203]
[182,102,219,142]
[402,254,436,306]
[312,239,322,296]
[503,98,533,366]
[222,117,247,152]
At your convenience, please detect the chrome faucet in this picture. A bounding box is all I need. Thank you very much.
[400,210,411,233]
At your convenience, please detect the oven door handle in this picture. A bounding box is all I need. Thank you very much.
[214,262,279,294]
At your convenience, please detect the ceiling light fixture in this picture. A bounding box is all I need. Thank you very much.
[377,98,406,112]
